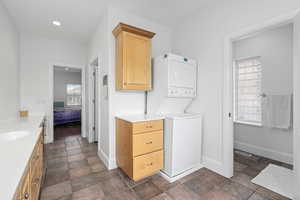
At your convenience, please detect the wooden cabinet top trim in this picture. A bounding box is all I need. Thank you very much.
[113,23,155,38]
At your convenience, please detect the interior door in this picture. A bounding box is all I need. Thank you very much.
[293,12,300,200]
[124,32,151,90]
[89,60,98,143]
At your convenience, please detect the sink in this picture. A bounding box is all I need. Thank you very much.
[0,131,31,142]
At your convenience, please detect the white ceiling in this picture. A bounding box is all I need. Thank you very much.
[2,0,212,43]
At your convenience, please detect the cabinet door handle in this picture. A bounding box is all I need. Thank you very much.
[147,162,153,166]
[146,141,153,145]
[24,192,29,199]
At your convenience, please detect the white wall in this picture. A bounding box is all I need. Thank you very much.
[172,0,300,175]
[20,34,87,142]
[0,2,19,120]
[107,7,172,168]
[20,34,87,113]
[87,6,172,168]
[87,11,110,161]
[53,70,82,105]
[233,24,293,164]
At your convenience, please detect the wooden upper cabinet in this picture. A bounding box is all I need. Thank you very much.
[113,23,155,91]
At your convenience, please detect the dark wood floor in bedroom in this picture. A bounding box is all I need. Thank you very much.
[54,123,81,141]
[42,130,293,200]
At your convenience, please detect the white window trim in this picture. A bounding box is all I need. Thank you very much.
[234,120,262,127]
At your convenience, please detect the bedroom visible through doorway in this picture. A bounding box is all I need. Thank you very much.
[53,66,82,140]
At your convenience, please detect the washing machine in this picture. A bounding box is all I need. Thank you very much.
[162,113,202,180]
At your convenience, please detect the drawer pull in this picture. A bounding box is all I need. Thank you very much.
[34,177,40,184]
[24,192,29,199]
[146,141,153,144]
[35,155,39,160]
[147,162,153,166]
[146,125,153,128]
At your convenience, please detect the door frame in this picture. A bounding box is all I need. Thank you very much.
[88,57,100,143]
[222,10,299,178]
[47,63,86,143]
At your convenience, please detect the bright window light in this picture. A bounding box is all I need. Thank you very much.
[52,20,61,26]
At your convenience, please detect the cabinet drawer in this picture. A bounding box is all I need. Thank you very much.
[133,150,163,181]
[132,120,163,134]
[132,131,163,156]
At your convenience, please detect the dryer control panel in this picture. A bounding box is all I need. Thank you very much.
[167,54,197,98]
[168,87,196,98]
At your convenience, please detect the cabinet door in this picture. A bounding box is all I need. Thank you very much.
[30,136,43,200]
[123,32,151,90]
[38,135,44,178]
[18,171,30,200]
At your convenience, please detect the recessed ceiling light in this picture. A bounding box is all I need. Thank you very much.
[52,20,61,26]
[65,67,69,71]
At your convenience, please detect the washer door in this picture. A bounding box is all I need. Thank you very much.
[171,116,202,176]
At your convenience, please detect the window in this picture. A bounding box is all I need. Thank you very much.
[66,84,82,106]
[234,57,262,125]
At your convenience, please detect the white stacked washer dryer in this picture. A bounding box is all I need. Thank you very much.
[147,53,202,182]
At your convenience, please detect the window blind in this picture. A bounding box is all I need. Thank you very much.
[234,57,262,124]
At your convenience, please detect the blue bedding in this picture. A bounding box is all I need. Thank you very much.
[54,107,81,126]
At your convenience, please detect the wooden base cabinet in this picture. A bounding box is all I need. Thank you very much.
[14,130,44,200]
[116,118,164,181]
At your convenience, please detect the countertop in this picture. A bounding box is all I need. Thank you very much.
[116,114,165,123]
[0,114,45,200]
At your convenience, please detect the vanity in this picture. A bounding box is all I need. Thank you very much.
[116,115,164,181]
[0,115,45,200]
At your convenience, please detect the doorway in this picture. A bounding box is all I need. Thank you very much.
[48,64,86,143]
[53,66,82,140]
[232,23,293,198]
[223,11,300,200]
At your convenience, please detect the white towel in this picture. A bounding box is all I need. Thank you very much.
[263,95,292,129]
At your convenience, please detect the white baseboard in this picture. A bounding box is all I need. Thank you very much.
[97,150,117,170]
[235,141,293,164]
[159,163,203,183]
[81,130,86,138]
[108,158,117,170]
[203,156,224,174]
[97,149,110,168]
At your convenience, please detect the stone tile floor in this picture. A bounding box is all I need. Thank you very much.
[41,134,293,200]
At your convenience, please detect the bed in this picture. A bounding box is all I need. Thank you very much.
[54,102,81,126]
